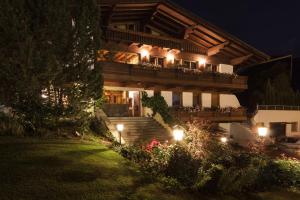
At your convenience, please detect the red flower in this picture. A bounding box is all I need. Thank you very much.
[146,139,160,152]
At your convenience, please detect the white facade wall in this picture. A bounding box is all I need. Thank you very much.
[182,92,193,107]
[161,91,172,107]
[254,110,300,137]
[219,94,240,108]
[202,93,212,108]
[219,123,231,134]
[218,64,233,74]
[145,90,154,97]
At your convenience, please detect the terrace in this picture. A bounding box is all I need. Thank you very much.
[170,106,247,122]
[101,61,248,92]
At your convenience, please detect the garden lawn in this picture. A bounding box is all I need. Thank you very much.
[0,137,299,200]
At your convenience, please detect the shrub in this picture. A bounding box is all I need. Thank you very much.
[165,144,200,186]
[141,92,173,124]
[120,145,151,164]
[258,158,300,189]
[118,122,300,195]
[0,112,25,136]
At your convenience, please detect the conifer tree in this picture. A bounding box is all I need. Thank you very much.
[0,0,102,130]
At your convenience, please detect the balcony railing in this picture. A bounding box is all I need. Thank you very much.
[102,61,248,91]
[257,105,300,111]
[104,28,207,55]
[170,107,247,122]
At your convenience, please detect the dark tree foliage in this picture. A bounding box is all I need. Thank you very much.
[0,0,103,129]
[237,58,300,112]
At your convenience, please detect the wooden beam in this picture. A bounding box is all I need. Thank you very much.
[184,25,197,39]
[230,54,253,65]
[207,41,230,56]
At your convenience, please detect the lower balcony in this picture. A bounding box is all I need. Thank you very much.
[170,107,247,122]
[101,61,247,92]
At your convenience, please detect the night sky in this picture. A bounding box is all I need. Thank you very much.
[173,0,300,58]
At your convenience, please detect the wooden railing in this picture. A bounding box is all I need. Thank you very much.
[102,62,248,90]
[170,107,247,122]
[104,28,207,55]
[102,104,129,117]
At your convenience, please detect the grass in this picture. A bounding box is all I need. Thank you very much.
[0,137,299,200]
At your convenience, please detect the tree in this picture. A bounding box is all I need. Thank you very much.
[0,0,103,131]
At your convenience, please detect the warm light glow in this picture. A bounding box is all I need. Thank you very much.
[116,124,124,132]
[258,127,268,137]
[129,91,134,98]
[173,128,184,141]
[41,94,48,99]
[140,49,149,60]
[166,53,175,64]
[220,137,228,143]
[199,58,207,66]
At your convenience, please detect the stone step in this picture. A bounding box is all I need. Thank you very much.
[107,117,171,144]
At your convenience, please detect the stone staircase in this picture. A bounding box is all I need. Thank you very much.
[108,117,172,144]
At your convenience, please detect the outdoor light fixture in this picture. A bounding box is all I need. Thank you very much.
[173,126,184,142]
[41,94,48,99]
[166,53,175,64]
[199,58,207,66]
[140,49,149,61]
[220,137,228,143]
[116,124,124,144]
[258,126,268,137]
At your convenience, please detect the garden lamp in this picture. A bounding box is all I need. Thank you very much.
[173,126,184,142]
[258,126,268,137]
[220,137,228,143]
[116,124,124,144]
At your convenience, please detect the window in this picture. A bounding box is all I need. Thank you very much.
[190,62,197,69]
[292,122,298,132]
[157,57,164,67]
[183,60,197,69]
[113,23,136,31]
[193,93,202,107]
[149,56,156,64]
[172,92,182,107]
[128,24,135,31]
[174,59,181,65]
[149,56,164,67]
[204,64,213,72]
[211,93,220,108]
[154,91,161,96]
[114,24,126,30]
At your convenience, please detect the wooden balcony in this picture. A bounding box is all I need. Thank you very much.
[104,28,207,55]
[170,107,247,122]
[101,62,248,92]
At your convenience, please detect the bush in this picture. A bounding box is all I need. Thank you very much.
[118,123,300,195]
[165,144,200,186]
[258,158,300,189]
[0,112,25,136]
[141,92,173,124]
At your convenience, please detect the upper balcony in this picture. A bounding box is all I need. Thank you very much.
[103,28,207,55]
[101,61,248,92]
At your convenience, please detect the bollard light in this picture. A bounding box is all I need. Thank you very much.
[258,126,268,137]
[173,127,184,142]
[116,124,124,144]
[220,137,228,143]
[116,124,124,132]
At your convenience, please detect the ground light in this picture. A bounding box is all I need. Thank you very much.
[258,126,268,137]
[173,126,184,142]
[116,124,124,144]
[220,137,228,143]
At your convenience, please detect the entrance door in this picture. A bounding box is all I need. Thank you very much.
[129,91,141,117]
